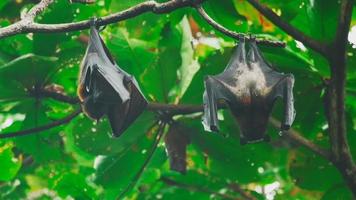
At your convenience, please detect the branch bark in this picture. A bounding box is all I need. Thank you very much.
[0,0,54,39]
[0,0,203,39]
[245,0,328,56]
[195,5,285,47]
[324,0,356,194]
[69,0,95,4]
[269,117,332,161]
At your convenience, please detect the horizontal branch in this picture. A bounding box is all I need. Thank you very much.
[195,5,285,47]
[269,117,332,161]
[0,108,81,139]
[13,89,327,162]
[0,0,204,39]
[246,0,328,56]
[228,183,257,200]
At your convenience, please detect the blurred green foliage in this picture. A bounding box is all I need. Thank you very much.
[0,0,355,199]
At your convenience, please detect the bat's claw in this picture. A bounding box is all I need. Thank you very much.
[263,135,271,142]
[280,124,291,131]
[210,125,219,132]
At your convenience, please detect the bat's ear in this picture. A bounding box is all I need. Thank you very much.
[247,36,261,63]
[226,36,247,69]
[236,36,247,63]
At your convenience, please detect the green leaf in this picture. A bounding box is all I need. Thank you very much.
[53,172,97,199]
[0,0,10,11]
[10,102,63,162]
[67,111,156,156]
[289,0,340,42]
[289,149,343,190]
[94,124,163,199]
[143,22,182,102]
[0,144,21,181]
[173,16,200,102]
[321,184,353,200]
[0,54,58,102]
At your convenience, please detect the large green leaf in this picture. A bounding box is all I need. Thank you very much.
[94,123,165,199]
[289,148,343,190]
[0,144,22,181]
[0,54,58,102]
[67,111,156,156]
[289,0,340,42]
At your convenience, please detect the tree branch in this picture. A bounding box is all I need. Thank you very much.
[269,117,332,161]
[0,108,81,139]
[229,183,257,200]
[0,0,204,39]
[69,0,95,4]
[21,89,329,164]
[325,0,356,194]
[245,0,328,56]
[195,5,285,47]
[0,0,54,39]
[23,0,54,20]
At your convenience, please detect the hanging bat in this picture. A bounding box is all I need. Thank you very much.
[164,123,190,174]
[77,20,147,137]
[202,37,295,145]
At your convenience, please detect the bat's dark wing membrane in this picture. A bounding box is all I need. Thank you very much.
[108,76,148,137]
[88,27,130,102]
[271,74,295,130]
[202,76,233,132]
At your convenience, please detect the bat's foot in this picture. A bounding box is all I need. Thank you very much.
[210,125,219,132]
[279,124,290,136]
[263,135,271,142]
[280,124,291,131]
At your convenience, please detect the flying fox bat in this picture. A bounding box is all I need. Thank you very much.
[202,37,295,144]
[77,20,147,137]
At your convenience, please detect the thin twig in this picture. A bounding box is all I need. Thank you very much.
[117,122,165,199]
[23,0,54,20]
[38,89,79,104]
[245,0,328,56]
[195,5,285,47]
[0,108,81,139]
[229,183,257,200]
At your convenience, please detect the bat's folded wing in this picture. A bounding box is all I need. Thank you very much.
[108,77,148,137]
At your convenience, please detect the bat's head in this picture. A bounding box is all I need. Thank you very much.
[230,103,272,144]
